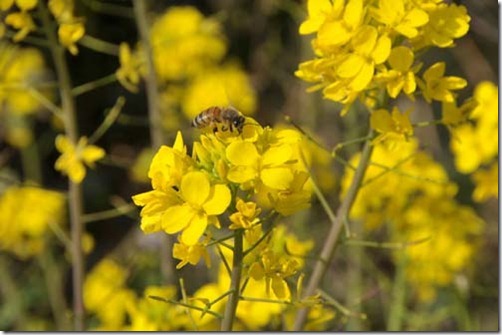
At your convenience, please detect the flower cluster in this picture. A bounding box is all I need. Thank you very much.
[449,81,498,202]
[116,6,256,130]
[296,0,470,114]
[1,0,85,54]
[0,186,66,258]
[341,139,485,301]
[132,119,313,267]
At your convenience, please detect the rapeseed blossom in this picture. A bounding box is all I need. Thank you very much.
[54,135,106,183]
[133,118,313,254]
[341,139,484,301]
[449,81,498,202]
[296,0,470,113]
[0,186,65,258]
[1,0,85,53]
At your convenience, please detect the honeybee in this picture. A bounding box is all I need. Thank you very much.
[191,106,246,134]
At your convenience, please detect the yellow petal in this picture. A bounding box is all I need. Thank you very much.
[227,166,257,184]
[271,276,289,299]
[82,145,105,166]
[16,0,37,10]
[389,46,413,71]
[202,184,231,216]
[181,214,208,246]
[261,145,292,166]
[181,171,210,206]
[226,141,259,166]
[260,167,293,190]
[68,161,86,183]
[162,204,194,234]
[55,134,73,153]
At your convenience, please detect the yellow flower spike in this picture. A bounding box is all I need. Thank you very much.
[54,135,105,183]
[5,11,35,41]
[58,21,85,55]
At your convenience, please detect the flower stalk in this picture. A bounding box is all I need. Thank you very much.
[38,2,85,330]
[221,229,244,331]
[293,129,374,331]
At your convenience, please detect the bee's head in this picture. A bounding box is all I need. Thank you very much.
[233,115,246,133]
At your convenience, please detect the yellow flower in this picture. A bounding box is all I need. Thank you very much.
[471,162,498,203]
[173,236,211,269]
[0,186,65,258]
[182,64,257,119]
[84,258,136,329]
[375,46,420,98]
[371,0,429,38]
[116,42,143,93]
[370,107,413,145]
[148,131,193,190]
[4,11,35,41]
[58,21,85,55]
[418,62,467,103]
[229,198,261,230]
[0,42,47,115]
[441,97,477,126]
[54,135,106,183]
[415,3,470,48]
[298,0,335,35]
[150,6,226,81]
[161,171,230,245]
[226,139,294,191]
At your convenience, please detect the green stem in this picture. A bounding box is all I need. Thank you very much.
[71,73,118,96]
[88,96,125,144]
[292,129,374,331]
[133,0,173,285]
[20,131,42,184]
[38,249,71,330]
[0,255,27,329]
[39,2,85,330]
[387,254,407,331]
[78,35,119,56]
[221,229,244,331]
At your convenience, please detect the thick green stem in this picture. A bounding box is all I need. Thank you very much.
[39,2,85,330]
[133,0,175,285]
[221,229,244,331]
[293,130,374,331]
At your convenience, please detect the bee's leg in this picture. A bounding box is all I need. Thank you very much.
[213,126,218,133]
[229,124,234,132]
[221,125,228,132]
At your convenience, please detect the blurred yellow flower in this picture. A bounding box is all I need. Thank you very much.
[418,62,467,103]
[4,11,35,41]
[116,42,143,93]
[0,42,48,115]
[182,64,257,119]
[84,258,136,329]
[370,107,413,146]
[150,6,226,81]
[0,186,65,258]
[54,135,105,183]
[58,21,85,55]
[471,162,498,203]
